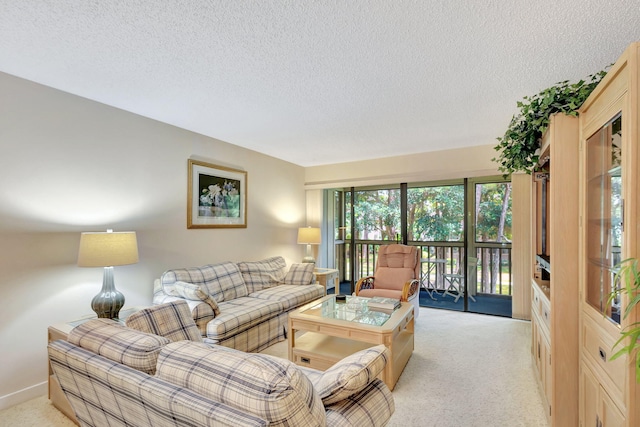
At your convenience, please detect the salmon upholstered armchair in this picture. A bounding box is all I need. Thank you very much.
[354,244,420,319]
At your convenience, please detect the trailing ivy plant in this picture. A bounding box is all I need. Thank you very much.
[493,69,608,177]
[608,259,640,383]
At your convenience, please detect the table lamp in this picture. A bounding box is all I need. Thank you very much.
[297,227,321,263]
[77,230,139,319]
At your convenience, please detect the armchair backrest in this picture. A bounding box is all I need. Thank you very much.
[373,244,419,291]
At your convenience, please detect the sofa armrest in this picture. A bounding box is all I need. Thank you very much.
[312,344,389,405]
[354,276,375,295]
[401,279,420,301]
[325,379,394,427]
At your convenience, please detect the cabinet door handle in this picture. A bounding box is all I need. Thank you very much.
[599,347,607,362]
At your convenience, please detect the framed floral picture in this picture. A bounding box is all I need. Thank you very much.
[187,159,247,228]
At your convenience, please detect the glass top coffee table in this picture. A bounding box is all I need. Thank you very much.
[287,294,414,391]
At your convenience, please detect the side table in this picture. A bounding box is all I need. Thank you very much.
[48,306,146,424]
[314,268,339,294]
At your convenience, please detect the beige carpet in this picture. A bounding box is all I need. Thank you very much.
[0,307,548,427]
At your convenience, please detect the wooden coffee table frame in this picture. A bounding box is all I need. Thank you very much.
[288,295,414,390]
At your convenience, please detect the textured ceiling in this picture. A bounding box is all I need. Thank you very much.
[1,1,639,167]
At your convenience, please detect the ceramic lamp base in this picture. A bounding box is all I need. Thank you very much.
[91,266,125,319]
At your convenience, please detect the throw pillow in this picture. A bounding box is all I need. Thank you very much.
[238,256,287,293]
[67,318,170,375]
[152,293,216,335]
[126,301,204,343]
[284,263,315,285]
[173,281,220,316]
[160,262,248,302]
[156,341,326,426]
[314,344,389,405]
[202,262,249,301]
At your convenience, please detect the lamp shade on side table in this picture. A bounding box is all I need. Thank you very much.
[77,230,138,319]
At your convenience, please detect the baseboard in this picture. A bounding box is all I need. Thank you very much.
[0,381,47,411]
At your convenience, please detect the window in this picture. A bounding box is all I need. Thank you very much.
[407,185,464,242]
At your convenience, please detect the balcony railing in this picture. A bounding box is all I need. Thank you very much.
[347,241,512,296]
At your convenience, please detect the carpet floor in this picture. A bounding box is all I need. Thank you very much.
[0,307,548,427]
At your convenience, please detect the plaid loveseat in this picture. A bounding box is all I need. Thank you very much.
[48,319,395,427]
[153,256,325,352]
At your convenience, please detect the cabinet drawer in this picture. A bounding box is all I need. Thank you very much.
[581,318,626,401]
[540,297,551,331]
[531,283,541,316]
[531,282,550,337]
[292,350,336,371]
[531,281,549,319]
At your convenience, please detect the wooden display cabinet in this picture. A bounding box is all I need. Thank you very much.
[529,113,580,426]
[578,42,640,427]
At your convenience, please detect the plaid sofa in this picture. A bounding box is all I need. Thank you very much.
[153,256,325,352]
[48,319,395,427]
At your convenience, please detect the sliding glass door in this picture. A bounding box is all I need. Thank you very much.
[466,178,513,317]
[407,182,466,312]
[328,176,513,317]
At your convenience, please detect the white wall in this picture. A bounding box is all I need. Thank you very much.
[0,72,308,408]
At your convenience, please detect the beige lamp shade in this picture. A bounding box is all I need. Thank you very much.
[297,227,321,245]
[77,231,139,267]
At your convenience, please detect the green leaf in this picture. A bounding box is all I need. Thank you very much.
[607,259,640,382]
[493,66,608,175]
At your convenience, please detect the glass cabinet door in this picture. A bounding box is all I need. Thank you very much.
[585,115,623,324]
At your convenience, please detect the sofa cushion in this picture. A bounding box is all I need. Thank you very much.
[249,284,325,311]
[208,315,286,353]
[67,319,170,375]
[160,262,247,302]
[173,280,221,316]
[156,341,326,427]
[314,344,389,405]
[284,263,315,285]
[238,256,287,293]
[126,301,204,343]
[357,288,404,300]
[374,267,414,290]
[206,297,283,341]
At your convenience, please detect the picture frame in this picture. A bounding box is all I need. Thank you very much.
[187,159,247,228]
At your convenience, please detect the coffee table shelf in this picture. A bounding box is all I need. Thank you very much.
[292,333,374,370]
[288,295,414,390]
